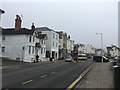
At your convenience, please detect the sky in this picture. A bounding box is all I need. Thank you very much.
[0,0,119,49]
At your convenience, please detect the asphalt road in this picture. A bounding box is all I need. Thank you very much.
[2,59,94,89]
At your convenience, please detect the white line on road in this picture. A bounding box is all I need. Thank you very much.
[50,72,55,75]
[22,80,33,85]
[40,75,47,78]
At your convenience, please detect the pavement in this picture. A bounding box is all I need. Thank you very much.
[76,62,114,89]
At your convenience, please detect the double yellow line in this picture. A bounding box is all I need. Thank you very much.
[66,63,95,90]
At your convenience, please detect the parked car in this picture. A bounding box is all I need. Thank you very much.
[65,55,73,62]
[78,54,87,60]
[93,56,109,62]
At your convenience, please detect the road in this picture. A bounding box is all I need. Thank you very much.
[2,59,94,89]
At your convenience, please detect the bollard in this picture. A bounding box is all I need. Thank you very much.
[113,66,120,90]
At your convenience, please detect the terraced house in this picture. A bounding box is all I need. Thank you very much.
[36,27,59,61]
[2,15,47,62]
[0,9,5,57]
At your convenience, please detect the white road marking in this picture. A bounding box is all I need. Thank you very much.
[40,75,47,78]
[50,72,55,75]
[22,80,33,85]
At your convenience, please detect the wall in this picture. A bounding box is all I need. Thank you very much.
[42,30,59,59]
[2,35,26,61]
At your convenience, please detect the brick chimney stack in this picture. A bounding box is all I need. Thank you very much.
[31,23,35,30]
[15,15,22,30]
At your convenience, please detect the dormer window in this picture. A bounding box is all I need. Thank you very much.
[33,36,35,42]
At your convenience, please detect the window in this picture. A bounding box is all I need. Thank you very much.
[29,36,32,42]
[56,35,58,40]
[32,46,34,54]
[2,36,5,41]
[29,46,31,54]
[56,43,58,47]
[53,33,55,38]
[53,41,55,47]
[33,36,35,42]
[41,48,43,54]
[2,46,5,52]
[44,48,46,54]
[42,40,44,44]
[44,40,45,44]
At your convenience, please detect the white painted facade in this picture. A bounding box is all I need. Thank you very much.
[67,38,74,54]
[0,27,2,57]
[109,47,119,57]
[78,44,96,55]
[2,30,47,62]
[39,29,59,60]
[0,9,5,57]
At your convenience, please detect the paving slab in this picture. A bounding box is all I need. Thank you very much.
[77,62,114,88]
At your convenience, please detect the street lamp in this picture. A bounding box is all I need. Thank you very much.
[96,33,103,63]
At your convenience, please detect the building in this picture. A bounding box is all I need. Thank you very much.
[57,31,74,59]
[0,9,5,25]
[66,35,74,54]
[36,27,59,60]
[107,45,120,58]
[78,44,96,55]
[0,9,5,57]
[2,15,47,62]
[95,49,106,56]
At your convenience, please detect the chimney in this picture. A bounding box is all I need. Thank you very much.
[31,23,35,30]
[15,15,22,30]
[68,35,70,39]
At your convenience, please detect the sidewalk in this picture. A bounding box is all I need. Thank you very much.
[77,62,114,88]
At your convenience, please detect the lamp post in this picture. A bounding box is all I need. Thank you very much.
[96,33,103,63]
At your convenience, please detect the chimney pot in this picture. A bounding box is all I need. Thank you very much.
[31,23,35,30]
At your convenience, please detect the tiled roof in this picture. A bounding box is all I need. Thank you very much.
[2,28,34,35]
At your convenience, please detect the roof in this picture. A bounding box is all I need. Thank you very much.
[36,27,57,33]
[37,33,47,39]
[0,9,5,14]
[2,28,34,35]
[36,27,51,32]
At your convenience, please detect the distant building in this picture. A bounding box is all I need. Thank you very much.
[66,35,74,54]
[107,45,120,58]
[57,31,74,59]
[2,15,47,62]
[0,9,5,57]
[95,49,106,56]
[36,27,59,60]
[78,44,96,55]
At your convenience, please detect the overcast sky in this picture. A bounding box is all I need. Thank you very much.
[1,0,119,49]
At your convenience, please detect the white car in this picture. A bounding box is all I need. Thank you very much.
[65,55,73,62]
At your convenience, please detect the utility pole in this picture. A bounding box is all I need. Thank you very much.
[96,33,103,63]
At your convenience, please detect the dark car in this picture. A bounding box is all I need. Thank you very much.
[93,56,109,62]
